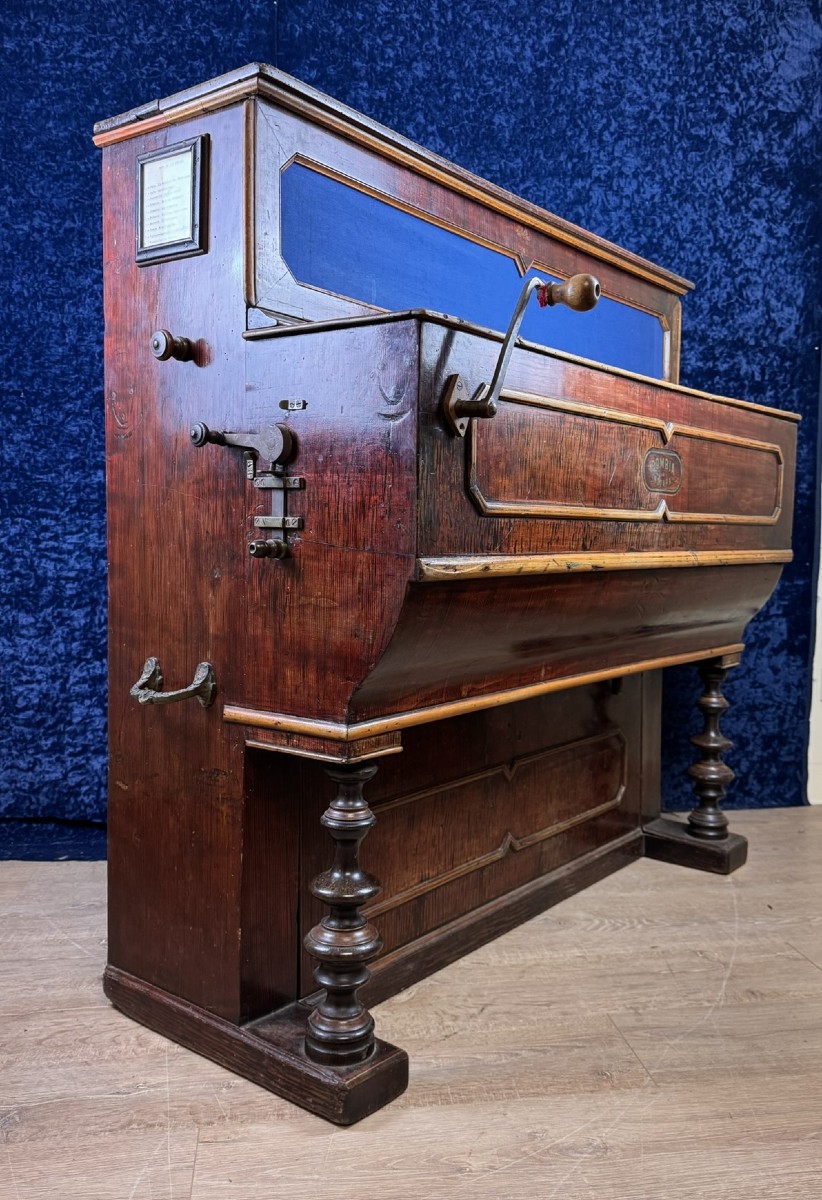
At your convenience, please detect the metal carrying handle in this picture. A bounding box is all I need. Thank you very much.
[130,657,216,708]
[442,272,600,436]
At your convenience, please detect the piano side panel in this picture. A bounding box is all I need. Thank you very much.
[103,106,302,1021]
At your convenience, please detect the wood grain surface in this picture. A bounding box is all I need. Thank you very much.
[2,807,821,1199]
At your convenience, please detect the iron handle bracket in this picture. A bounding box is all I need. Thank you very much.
[130,657,216,708]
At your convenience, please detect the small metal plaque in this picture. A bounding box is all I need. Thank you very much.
[136,136,208,265]
[253,515,303,530]
[643,448,682,494]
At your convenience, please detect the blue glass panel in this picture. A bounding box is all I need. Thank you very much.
[280,163,663,378]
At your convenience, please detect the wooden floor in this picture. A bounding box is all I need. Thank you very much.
[2,808,821,1199]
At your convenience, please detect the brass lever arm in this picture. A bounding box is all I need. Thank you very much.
[442,272,600,436]
[130,658,216,708]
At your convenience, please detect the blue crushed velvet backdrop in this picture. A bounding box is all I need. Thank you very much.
[1,1,820,857]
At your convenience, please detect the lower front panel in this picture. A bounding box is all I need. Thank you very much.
[297,674,655,1000]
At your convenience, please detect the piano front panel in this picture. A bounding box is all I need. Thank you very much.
[234,315,794,728]
[418,320,797,560]
[295,678,649,1000]
[470,393,783,526]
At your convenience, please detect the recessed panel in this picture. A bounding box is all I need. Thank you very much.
[280,162,665,377]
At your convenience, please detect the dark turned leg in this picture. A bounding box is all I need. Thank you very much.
[644,656,748,874]
[304,763,382,1065]
[105,758,408,1126]
[686,659,734,840]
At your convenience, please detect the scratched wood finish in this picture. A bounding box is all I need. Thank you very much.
[232,314,795,728]
[103,104,264,1023]
[296,678,649,999]
[248,99,683,375]
[3,808,822,1198]
[417,319,797,559]
[99,73,796,1119]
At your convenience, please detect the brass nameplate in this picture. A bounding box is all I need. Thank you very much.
[643,448,682,494]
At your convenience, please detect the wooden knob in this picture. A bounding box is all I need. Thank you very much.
[537,274,600,312]
[150,329,194,362]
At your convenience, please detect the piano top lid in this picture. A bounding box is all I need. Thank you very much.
[92,63,692,297]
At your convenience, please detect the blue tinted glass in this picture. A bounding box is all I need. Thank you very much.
[280,163,663,377]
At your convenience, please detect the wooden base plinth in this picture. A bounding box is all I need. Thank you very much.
[643,816,748,875]
[103,967,408,1125]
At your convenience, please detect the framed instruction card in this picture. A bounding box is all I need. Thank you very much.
[136,136,208,265]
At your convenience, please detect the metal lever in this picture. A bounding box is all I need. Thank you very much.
[190,421,294,469]
[442,272,600,436]
[130,657,216,708]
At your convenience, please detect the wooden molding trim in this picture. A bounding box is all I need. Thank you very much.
[417,549,793,581]
[93,65,690,294]
[467,390,786,527]
[366,730,626,918]
[348,830,645,1008]
[242,307,800,421]
[223,641,746,748]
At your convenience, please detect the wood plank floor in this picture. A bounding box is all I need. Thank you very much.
[2,808,821,1199]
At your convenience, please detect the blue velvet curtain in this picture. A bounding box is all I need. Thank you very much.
[1,0,820,856]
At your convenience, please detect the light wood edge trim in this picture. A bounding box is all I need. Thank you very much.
[290,154,526,263]
[260,83,689,292]
[416,550,792,581]
[244,309,799,421]
[472,498,782,526]
[243,100,256,307]
[93,79,256,145]
[244,739,403,763]
[93,71,689,294]
[504,367,800,423]
[502,388,793,445]
[222,642,746,742]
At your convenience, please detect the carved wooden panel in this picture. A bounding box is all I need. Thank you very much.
[469,390,784,524]
[297,682,646,998]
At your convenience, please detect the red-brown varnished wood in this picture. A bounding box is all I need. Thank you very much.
[103,968,409,1126]
[104,105,256,1021]
[296,679,651,998]
[417,319,797,560]
[94,65,690,383]
[98,67,797,1123]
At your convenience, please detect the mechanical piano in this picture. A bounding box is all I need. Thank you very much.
[94,64,798,1123]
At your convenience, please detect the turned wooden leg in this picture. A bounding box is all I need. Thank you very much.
[105,758,407,1125]
[304,763,383,1066]
[644,655,748,874]
[687,659,734,840]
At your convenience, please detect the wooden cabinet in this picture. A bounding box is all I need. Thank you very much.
[95,65,797,1123]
